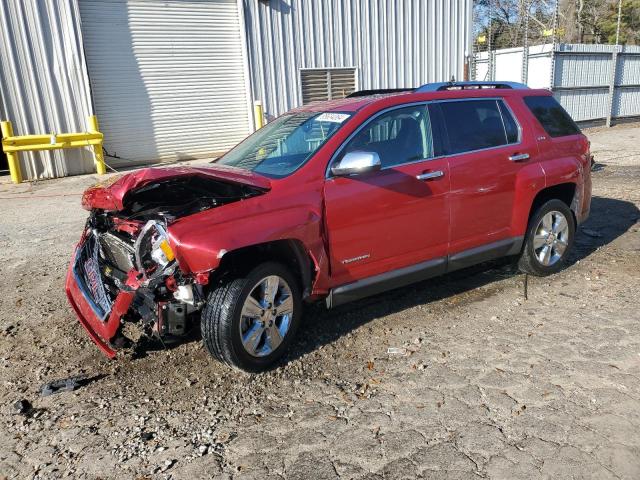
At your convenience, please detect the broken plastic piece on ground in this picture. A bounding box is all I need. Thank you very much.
[387,347,408,355]
[40,374,105,397]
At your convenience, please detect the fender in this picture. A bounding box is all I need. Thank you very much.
[512,156,583,236]
[166,195,331,295]
[542,156,582,187]
[541,156,584,220]
[510,161,546,236]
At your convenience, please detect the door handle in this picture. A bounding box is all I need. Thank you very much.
[509,153,530,162]
[416,170,444,181]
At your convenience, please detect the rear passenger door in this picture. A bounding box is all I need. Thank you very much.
[430,98,536,254]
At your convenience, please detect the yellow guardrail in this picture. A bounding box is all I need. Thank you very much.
[1,115,106,184]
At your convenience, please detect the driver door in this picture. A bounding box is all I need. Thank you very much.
[324,104,450,286]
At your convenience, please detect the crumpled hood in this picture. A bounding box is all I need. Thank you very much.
[81,164,271,211]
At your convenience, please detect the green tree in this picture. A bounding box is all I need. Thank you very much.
[601,0,640,44]
[474,0,638,47]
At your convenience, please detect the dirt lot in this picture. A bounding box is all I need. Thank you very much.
[1,124,639,479]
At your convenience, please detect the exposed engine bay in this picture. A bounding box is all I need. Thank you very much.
[75,175,264,349]
[118,175,263,221]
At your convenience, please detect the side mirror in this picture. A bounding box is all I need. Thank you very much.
[331,151,382,177]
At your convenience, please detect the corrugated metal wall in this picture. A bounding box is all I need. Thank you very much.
[242,0,473,121]
[1,0,473,181]
[554,44,615,122]
[615,48,640,118]
[0,0,95,180]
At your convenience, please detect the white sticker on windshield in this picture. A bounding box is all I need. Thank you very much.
[316,113,350,123]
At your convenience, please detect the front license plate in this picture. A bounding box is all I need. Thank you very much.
[73,234,113,320]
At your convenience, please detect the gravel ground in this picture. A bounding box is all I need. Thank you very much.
[0,124,639,479]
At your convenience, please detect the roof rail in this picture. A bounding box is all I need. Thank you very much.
[415,81,529,92]
[347,88,414,98]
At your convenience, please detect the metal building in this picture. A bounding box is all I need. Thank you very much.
[1,0,472,181]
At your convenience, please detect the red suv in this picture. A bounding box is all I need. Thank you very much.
[67,82,591,371]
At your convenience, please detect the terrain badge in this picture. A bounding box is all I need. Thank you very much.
[341,254,371,264]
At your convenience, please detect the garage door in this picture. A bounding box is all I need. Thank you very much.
[79,0,251,166]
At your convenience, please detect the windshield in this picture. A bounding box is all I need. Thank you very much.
[217,111,352,178]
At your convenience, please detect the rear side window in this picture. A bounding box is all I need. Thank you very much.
[430,99,519,155]
[524,96,580,138]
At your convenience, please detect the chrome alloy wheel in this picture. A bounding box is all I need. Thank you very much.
[533,210,570,266]
[239,275,294,357]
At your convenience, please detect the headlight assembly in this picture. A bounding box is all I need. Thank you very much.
[151,235,175,267]
[134,220,176,280]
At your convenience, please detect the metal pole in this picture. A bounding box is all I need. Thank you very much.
[1,120,22,183]
[470,0,477,81]
[87,115,106,175]
[609,0,624,127]
[253,100,264,130]
[615,0,623,45]
[549,0,559,91]
[606,50,619,128]
[468,0,475,81]
[522,0,530,85]
[488,0,494,81]
[471,44,477,82]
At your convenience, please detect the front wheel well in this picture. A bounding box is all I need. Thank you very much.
[210,240,315,300]
[528,183,577,222]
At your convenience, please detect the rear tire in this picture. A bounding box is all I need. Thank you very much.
[518,199,575,276]
[201,262,301,372]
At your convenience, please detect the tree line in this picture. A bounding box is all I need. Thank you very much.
[475,0,639,49]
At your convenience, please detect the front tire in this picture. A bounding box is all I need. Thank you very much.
[518,199,575,276]
[201,262,302,372]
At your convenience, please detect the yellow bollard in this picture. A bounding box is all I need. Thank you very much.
[253,100,264,130]
[87,115,106,175]
[1,120,22,184]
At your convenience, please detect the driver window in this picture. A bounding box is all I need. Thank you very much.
[339,105,433,169]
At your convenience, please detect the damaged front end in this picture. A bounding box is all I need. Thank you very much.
[65,167,269,357]
[66,208,210,357]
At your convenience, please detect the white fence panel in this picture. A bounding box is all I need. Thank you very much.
[474,43,640,124]
[527,46,553,89]
[494,47,524,83]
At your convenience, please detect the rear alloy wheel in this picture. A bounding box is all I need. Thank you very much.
[532,211,570,266]
[201,262,301,372]
[518,199,575,276]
